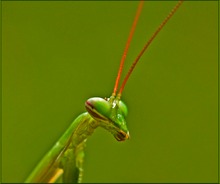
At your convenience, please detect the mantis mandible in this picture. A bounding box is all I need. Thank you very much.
[25,1,183,183]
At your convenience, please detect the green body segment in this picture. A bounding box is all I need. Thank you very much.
[25,96,129,183]
[25,112,98,183]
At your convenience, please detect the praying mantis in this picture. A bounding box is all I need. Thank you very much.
[24,1,183,183]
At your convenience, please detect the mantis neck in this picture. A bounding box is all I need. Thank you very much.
[70,112,100,148]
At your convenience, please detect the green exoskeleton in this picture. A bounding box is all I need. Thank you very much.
[25,1,183,183]
[25,96,129,183]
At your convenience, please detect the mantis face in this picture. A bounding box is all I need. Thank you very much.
[85,97,129,141]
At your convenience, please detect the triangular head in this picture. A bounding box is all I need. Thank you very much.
[85,95,130,141]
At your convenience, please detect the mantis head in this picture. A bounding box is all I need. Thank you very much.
[85,96,129,141]
[85,0,183,142]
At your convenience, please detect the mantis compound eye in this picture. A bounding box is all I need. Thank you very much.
[118,100,128,117]
[85,97,111,121]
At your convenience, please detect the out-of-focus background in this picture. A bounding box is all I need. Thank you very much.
[2,1,218,183]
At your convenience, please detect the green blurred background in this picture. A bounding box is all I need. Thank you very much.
[2,1,218,183]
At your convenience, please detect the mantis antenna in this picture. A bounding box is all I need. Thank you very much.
[112,0,144,97]
[112,0,184,99]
